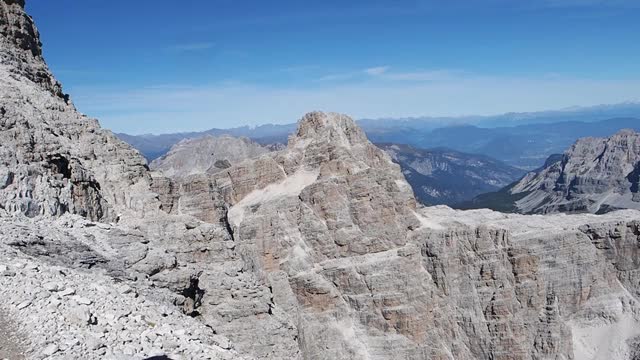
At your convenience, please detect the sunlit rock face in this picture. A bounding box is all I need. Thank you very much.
[150,135,269,179]
[0,0,64,99]
[502,129,640,214]
[165,111,640,360]
[3,1,640,359]
[0,0,156,222]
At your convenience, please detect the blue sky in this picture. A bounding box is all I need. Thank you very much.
[27,0,640,134]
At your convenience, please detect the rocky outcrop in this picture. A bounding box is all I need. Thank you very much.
[0,0,157,222]
[157,111,640,359]
[4,2,640,359]
[0,0,65,99]
[465,130,640,214]
[418,207,640,360]
[0,2,240,358]
[0,216,241,360]
[146,112,420,358]
[150,134,269,179]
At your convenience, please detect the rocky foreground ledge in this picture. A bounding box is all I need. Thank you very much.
[3,1,640,359]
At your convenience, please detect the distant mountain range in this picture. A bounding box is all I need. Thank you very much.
[378,144,525,205]
[360,102,640,129]
[117,124,296,161]
[150,135,268,179]
[460,129,640,214]
[136,127,525,206]
[117,103,640,171]
[117,112,640,212]
[384,117,640,169]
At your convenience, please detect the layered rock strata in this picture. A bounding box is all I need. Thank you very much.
[3,2,640,360]
[469,130,640,214]
[150,135,269,179]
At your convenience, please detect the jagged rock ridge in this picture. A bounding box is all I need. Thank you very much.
[0,1,240,358]
[0,0,65,99]
[150,135,269,178]
[464,129,640,214]
[3,2,640,360]
[0,0,156,222]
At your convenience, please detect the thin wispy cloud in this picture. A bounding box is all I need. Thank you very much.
[383,70,458,82]
[69,71,640,134]
[364,66,390,76]
[316,66,390,82]
[279,65,320,74]
[315,73,356,82]
[347,66,458,82]
[167,42,215,52]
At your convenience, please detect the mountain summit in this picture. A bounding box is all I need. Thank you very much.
[466,129,640,214]
[150,135,268,178]
[0,0,65,99]
[3,2,640,360]
[0,0,157,222]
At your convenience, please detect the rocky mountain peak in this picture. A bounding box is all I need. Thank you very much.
[0,0,65,100]
[0,0,156,222]
[280,111,398,178]
[5,3,640,360]
[614,128,637,136]
[4,0,24,6]
[289,111,368,148]
[469,129,640,214]
[150,134,269,178]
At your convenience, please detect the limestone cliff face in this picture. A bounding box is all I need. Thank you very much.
[0,0,64,99]
[147,112,421,358]
[417,207,640,360]
[0,0,157,221]
[475,129,640,214]
[162,112,640,360]
[150,135,269,179]
[4,2,640,360]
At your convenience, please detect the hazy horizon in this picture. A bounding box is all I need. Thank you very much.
[115,102,640,136]
[27,0,640,134]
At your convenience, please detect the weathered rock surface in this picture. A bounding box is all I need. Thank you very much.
[0,0,64,99]
[0,216,242,360]
[150,135,269,179]
[4,2,640,360]
[465,129,640,214]
[0,305,27,360]
[158,111,640,359]
[0,1,157,222]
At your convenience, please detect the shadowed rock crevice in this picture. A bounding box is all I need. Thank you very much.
[628,161,640,200]
[46,154,71,179]
[4,1,640,359]
[181,276,205,317]
[7,234,109,270]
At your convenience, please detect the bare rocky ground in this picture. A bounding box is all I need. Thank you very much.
[0,307,27,360]
[4,1,640,360]
[0,216,243,360]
